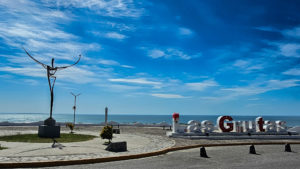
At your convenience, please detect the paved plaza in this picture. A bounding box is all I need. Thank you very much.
[41,144,300,169]
[0,129,174,164]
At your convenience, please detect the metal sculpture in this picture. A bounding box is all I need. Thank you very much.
[23,48,81,123]
[71,92,81,126]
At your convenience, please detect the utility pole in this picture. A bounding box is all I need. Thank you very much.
[71,92,81,126]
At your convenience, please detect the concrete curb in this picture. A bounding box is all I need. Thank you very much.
[175,135,300,140]
[1,141,300,168]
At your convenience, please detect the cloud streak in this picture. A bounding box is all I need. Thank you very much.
[178,27,194,36]
[282,26,300,39]
[151,93,186,99]
[91,31,128,40]
[186,80,218,91]
[143,47,202,60]
[283,68,300,76]
[221,79,300,96]
[109,78,162,86]
[98,59,134,69]
[44,0,145,18]
[0,0,101,62]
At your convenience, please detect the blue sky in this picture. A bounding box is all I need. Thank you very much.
[1,0,300,116]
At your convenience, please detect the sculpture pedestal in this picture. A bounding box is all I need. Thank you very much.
[113,128,120,134]
[38,125,60,138]
[38,118,60,138]
[105,141,127,152]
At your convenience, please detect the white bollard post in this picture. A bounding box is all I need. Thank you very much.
[172,113,180,133]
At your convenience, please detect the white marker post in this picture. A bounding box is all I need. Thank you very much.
[172,113,179,133]
[105,107,108,126]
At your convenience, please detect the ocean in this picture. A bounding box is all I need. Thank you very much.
[0,113,300,127]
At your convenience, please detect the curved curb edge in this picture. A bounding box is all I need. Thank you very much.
[1,141,300,168]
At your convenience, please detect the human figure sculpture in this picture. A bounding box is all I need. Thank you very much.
[23,48,81,125]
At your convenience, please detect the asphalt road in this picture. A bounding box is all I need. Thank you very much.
[35,144,300,169]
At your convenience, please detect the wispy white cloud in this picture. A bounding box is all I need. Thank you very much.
[283,68,300,76]
[55,66,99,84]
[233,60,249,68]
[98,59,134,69]
[186,80,218,91]
[178,27,194,36]
[197,79,300,102]
[0,0,101,62]
[254,26,280,32]
[1,54,32,64]
[98,59,120,66]
[105,32,127,40]
[0,23,76,40]
[1,0,70,20]
[0,0,136,90]
[248,98,260,101]
[261,25,300,58]
[210,44,270,75]
[91,31,127,40]
[147,49,165,59]
[279,43,300,58]
[255,25,300,40]
[143,47,202,60]
[222,79,300,96]
[233,59,264,73]
[44,0,145,18]
[102,84,142,91]
[0,74,14,79]
[151,93,186,99]
[0,66,45,78]
[97,21,136,31]
[182,72,210,80]
[109,78,162,86]
[23,79,39,86]
[282,26,300,39]
[121,65,135,69]
[23,40,100,61]
[0,65,99,84]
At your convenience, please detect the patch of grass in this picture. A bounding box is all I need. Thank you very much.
[0,145,7,150]
[0,133,96,143]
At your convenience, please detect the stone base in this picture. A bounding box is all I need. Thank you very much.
[105,141,127,152]
[113,128,120,134]
[38,125,60,138]
[44,117,56,126]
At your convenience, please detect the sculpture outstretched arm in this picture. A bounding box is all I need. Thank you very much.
[23,47,47,69]
[56,55,81,70]
[71,92,81,96]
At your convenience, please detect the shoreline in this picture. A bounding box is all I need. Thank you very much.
[0,121,172,127]
[2,114,300,127]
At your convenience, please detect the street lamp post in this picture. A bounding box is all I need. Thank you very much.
[71,92,81,126]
